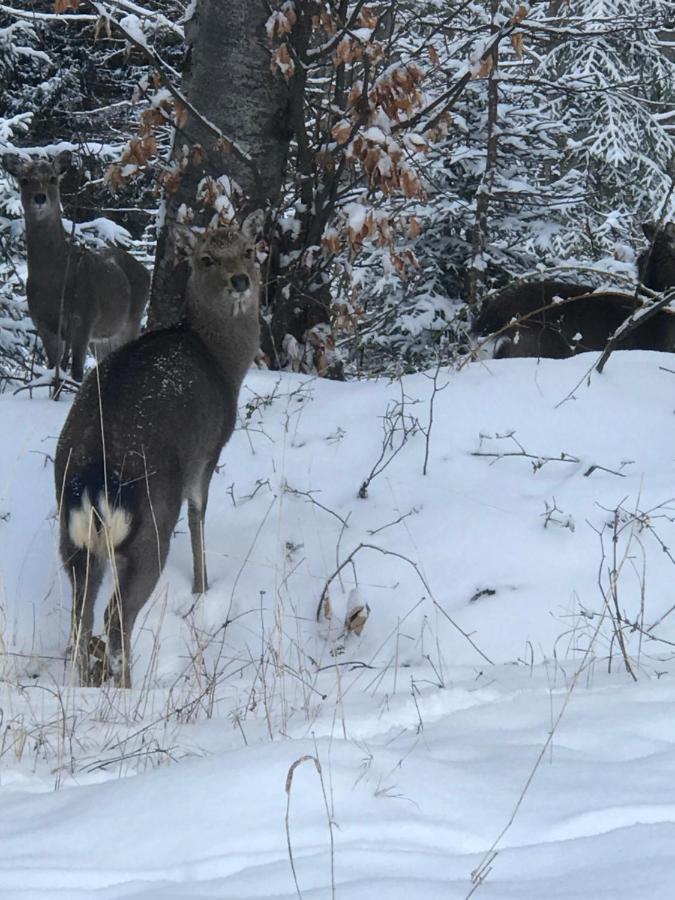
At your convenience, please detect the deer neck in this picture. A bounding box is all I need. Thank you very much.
[24,209,69,282]
[186,285,260,393]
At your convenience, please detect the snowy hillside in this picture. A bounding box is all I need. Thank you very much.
[0,352,674,898]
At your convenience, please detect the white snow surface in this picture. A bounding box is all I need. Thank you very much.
[1,353,675,897]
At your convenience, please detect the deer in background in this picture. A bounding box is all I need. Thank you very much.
[472,281,675,358]
[472,223,675,358]
[1,150,149,382]
[55,212,263,687]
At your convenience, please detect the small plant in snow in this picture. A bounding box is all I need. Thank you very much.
[542,498,575,533]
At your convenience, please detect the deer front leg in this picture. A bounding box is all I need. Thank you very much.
[188,498,208,594]
[188,463,217,594]
[38,326,65,371]
[68,313,93,382]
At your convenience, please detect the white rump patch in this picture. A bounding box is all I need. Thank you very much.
[471,335,511,360]
[68,491,131,557]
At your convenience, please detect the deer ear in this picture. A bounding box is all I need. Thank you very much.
[642,222,657,242]
[53,150,73,176]
[1,153,27,178]
[242,209,265,243]
[174,225,200,260]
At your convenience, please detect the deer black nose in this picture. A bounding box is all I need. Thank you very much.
[33,193,47,206]
[231,274,250,293]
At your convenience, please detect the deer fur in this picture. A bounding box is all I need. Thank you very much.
[1,150,149,381]
[473,224,675,358]
[54,212,263,687]
[637,221,675,292]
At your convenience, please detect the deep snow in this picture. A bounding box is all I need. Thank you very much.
[0,351,674,898]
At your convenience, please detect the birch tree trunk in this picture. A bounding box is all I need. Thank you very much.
[149,0,291,329]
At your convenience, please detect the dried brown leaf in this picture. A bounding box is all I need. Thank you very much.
[510,32,524,59]
[345,603,370,636]
[320,593,332,621]
[271,44,296,80]
[320,10,336,34]
[104,164,125,192]
[214,137,233,154]
[54,0,81,11]
[408,216,422,239]
[357,7,378,28]
[331,120,352,144]
[475,54,494,78]
[174,99,188,129]
[511,4,528,24]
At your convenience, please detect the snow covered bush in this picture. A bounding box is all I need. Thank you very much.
[2,0,672,379]
[339,0,675,374]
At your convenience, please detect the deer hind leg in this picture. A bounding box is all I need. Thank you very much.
[61,538,106,686]
[68,311,96,382]
[103,549,163,688]
[187,459,218,595]
[103,494,179,687]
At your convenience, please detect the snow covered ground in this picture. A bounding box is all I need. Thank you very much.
[0,351,675,898]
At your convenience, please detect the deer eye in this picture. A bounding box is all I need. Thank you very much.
[21,178,29,186]
[201,255,215,267]
[49,176,57,185]
[245,248,254,259]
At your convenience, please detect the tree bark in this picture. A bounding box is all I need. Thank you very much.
[466,0,500,308]
[149,0,291,329]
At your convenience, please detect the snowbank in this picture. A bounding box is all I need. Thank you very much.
[0,352,674,897]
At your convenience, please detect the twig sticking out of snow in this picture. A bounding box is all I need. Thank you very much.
[467,607,610,898]
[285,750,336,900]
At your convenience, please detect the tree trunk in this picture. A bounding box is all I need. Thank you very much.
[149,0,291,329]
[263,1,334,372]
[466,0,500,308]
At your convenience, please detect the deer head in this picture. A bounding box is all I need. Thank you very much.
[1,150,72,223]
[180,210,264,318]
[642,221,675,250]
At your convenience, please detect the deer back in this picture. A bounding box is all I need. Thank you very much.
[56,328,234,500]
[473,281,597,336]
[474,281,675,358]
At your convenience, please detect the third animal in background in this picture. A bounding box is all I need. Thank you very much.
[472,223,675,359]
[1,150,149,382]
[55,212,264,688]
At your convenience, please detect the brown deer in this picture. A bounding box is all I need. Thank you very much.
[1,150,149,382]
[473,224,675,358]
[54,212,263,687]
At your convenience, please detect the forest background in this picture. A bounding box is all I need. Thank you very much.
[1,0,674,381]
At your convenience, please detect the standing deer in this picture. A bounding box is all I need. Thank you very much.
[54,212,263,687]
[472,224,675,358]
[1,150,149,382]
